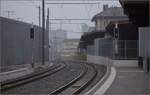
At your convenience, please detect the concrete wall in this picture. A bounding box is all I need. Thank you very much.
[0,17,49,66]
[87,54,113,66]
[0,17,2,65]
[113,60,138,67]
[87,55,138,67]
[139,27,150,71]
[139,27,150,57]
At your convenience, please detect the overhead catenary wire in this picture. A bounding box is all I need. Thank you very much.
[49,19,91,20]
[1,0,119,1]
[46,2,101,5]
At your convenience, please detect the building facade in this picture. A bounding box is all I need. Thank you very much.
[92,5,128,31]
[49,29,67,61]
[0,17,49,67]
[61,39,80,57]
[0,17,2,65]
[120,0,149,72]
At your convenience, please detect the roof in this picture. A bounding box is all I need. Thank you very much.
[119,0,149,5]
[108,20,130,25]
[88,27,95,32]
[119,0,149,27]
[92,7,128,21]
[64,39,80,43]
[106,20,131,32]
[0,17,41,29]
[80,31,105,46]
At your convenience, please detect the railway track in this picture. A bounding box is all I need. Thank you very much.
[49,62,98,95]
[1,61,107,95]
[1,63,66,91]
[1,62,84,94]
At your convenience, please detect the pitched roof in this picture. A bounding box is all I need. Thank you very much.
[92,7,128,21]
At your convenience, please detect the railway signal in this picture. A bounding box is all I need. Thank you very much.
[114,23,119,39]
[30,27,34,39]
[114,23,119,55]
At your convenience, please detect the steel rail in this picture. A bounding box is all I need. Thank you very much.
[1,63,66,91]
[49,62,98,95]
[1,64,60,85]
[73,63,98,94]
[49,63,88,95]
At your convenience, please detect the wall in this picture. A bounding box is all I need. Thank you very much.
[87,54,138,67]
[139,27,150,57]
[139,27,150,71]
[0,18,2,65]
[0,17,49,66]
[87,54,113,66]
[94,38,114,58]
[86,37,138,67]
[87,45,95,55]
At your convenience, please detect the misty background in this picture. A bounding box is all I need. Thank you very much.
[0,0,120,38]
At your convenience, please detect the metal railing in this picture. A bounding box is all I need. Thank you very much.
[87,39,138,60]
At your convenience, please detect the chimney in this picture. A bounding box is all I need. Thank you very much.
[103,4,108,11]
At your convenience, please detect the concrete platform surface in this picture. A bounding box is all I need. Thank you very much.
[104,67,149,95]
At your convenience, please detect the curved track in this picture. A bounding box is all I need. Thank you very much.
[50,62,98,95]
[1,61,107,95]
[1,62,85,94]
[1,63,65,91]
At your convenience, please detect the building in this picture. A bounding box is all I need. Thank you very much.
[106,20,138,40]
[92,5,128,31]
[0,17,2,65]
[79,5,129,54]
[79,31,105,50]
[50,29,67,52]
[119,0,149,73]
[81,24,89,32]
[49,29,67,61]
[0,17,49,67]
[88,27,95,32]
[106,20,138,59]
[79,5,139,60]
[61,39,80,57]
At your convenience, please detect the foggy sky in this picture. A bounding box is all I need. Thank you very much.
[0,0,120,38]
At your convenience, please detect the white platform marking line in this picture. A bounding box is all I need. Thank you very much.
[118,70,144,73]
[94,67,116,95]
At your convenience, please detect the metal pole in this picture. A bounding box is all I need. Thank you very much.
[0,1,1,16]
[49,22,52,62]
[38,6,41,27]
[5,11,14,18]
[124,40,127,59]
[42,0,45,65]
[47,8,50,63]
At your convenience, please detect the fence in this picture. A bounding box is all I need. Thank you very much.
[87,38,138,60]
[115,40,138,60]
